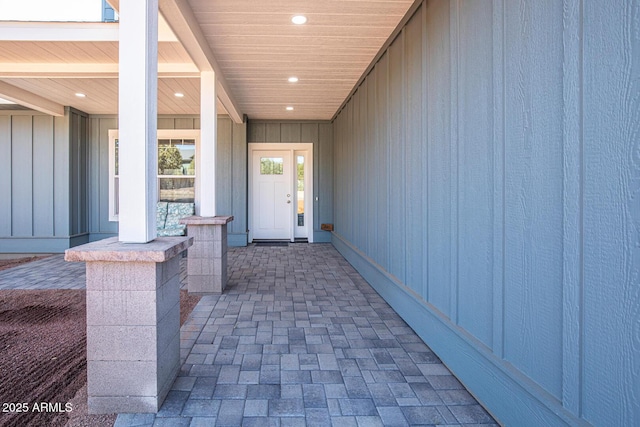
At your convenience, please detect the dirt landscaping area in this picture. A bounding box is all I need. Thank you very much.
[0,264,200,427]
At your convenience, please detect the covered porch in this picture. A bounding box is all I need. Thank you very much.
[0,243,496,426]
[1,0,638,425]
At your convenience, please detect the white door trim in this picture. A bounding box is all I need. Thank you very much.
[249,142,314,243]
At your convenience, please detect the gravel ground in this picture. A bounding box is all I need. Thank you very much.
[0,260,201,427]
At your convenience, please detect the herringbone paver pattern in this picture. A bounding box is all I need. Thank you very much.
[116,243,497,426]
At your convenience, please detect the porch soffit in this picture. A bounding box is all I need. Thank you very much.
[0,0,415,120]
[186,0,415,120]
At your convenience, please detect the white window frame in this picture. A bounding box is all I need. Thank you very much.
[108,129,200,221]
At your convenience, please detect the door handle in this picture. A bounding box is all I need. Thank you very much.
[287,200,291,204]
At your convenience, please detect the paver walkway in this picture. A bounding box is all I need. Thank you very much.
[0,255,85,289]
[0,243,498,426]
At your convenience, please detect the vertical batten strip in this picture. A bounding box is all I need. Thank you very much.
[450,0,460,324]
[54,112,70,238]
[561,0,583,417]
[0,116,11,236]
[422,1,429,301]
[492,0,506,358]
[385,52,391,273]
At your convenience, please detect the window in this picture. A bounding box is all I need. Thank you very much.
[158,138,196,203]
[260,157,284,175]
[109,129,199,221]
[297,155,305,226]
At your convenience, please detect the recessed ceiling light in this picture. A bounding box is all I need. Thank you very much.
[174,92,184,98]
[288,77,299,83]
[286,106,294,111]
[75,93,86,98]
[291,15,307,25]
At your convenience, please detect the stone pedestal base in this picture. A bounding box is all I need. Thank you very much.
[65,236,193,414]
[180,215,234,294]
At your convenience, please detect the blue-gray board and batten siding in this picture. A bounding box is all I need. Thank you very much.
[0,108,89,253]
[332,0,639,426]
[1,112,334,251]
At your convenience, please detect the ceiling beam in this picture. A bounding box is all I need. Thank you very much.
[0,22,118,42]
[0,80,65,116]
[0,63,199,78]
[158,0,243,123]
[0,21,177,43]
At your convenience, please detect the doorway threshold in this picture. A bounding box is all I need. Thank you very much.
[253,240,289,247]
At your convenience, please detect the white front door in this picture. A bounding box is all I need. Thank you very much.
[251,150,294,240]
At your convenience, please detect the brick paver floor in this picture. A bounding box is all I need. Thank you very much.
[0,243,498,426]
[116,243,497,426]
[0,254,86,289]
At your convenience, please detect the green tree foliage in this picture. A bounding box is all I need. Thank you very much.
[297,162,304,190]
[158,146,183,174]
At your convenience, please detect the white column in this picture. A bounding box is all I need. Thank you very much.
[118,0,158,243]
[198,70,217,217]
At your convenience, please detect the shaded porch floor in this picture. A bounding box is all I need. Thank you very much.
[0,243,498,426]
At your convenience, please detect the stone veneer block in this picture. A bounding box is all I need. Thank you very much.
[65,236,192,414]
[180,216,233,295]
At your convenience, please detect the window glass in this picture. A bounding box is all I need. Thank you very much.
[159,178,195,203]
[110,134,197,221]
[158,139,195,176]
[260,157,284,175]
[114,139,119,175]
[297,156,304,226]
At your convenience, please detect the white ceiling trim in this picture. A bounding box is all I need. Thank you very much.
[0,21,178,43]
[0,80,64,116]
[158,0,243,123]
[0,63,200,78]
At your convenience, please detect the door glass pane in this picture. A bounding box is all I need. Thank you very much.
[260,157,284,175]
[297,156,304,226]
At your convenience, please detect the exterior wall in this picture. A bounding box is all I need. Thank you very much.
[248,120,333,242]
[88,115,248,246]
[0,108,89,253]
[332,1,639,426]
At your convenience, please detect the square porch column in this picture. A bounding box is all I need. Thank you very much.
[198,70,217,217]
[63,0,190,415]
[118,0,158,243]
[180,215,233,293]
[65,236,193,413]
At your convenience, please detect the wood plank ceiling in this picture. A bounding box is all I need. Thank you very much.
[0,0,415,120]
[187,0,415,120]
